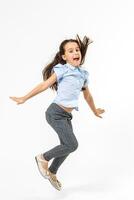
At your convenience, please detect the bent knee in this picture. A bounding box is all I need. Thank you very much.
[69,141,78,152]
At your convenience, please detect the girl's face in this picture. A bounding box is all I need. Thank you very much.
[62,42,82,67]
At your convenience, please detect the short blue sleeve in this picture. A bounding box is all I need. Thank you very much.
[52,64,67,82]
[83,70,89,87]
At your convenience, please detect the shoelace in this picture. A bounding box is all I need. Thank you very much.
[48,171,57,181]
[48,171,61,185]
[48,171,62,189]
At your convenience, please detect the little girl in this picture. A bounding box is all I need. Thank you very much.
[10,35,105,191]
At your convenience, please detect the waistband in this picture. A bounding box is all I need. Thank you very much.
[46,103,73,119]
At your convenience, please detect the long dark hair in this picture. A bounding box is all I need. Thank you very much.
[42,34,93,91]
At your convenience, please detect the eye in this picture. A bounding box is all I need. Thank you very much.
[69,50,73,53]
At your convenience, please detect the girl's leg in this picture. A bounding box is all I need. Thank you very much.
[48,154,69,174]
[48,119,73,174]
[43,103,78,173]
[43,117,78,160]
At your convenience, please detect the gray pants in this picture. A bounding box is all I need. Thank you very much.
[43,103,78,174]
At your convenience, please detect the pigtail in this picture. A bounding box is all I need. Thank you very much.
[42,50,66,91]
[42,52,60,91]
[76,34,93,65]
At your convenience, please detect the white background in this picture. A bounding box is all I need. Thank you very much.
[0,0,134,199]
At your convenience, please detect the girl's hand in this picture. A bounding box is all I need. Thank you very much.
[9,96,26,105]
[94,108,105,118]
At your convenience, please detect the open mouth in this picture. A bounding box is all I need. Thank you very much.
[73,58,80,61]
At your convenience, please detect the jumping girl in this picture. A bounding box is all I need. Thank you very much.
[10,35,105,191]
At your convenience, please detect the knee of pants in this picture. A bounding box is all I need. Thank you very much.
[68,141,78,153]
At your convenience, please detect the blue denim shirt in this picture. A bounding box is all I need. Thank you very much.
[52,63,89,111]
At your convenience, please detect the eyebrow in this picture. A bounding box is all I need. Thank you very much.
[67,47,80,50]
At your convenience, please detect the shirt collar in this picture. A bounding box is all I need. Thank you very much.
[66,62,80,70]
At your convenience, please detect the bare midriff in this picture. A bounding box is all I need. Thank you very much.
[58,104,74,113]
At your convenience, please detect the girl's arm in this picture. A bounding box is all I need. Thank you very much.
[82,86,105,118]
[10,73,57,104]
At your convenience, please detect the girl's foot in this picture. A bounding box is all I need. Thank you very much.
[47,169,62,191]
[35,154,49,179]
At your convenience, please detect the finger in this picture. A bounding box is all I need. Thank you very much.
[99,110,105,114]
[10,97,16,101]
[98,116,102,118]
[96,114,102,118]
[98,108,105,111]
[10,97,16,102]
[99,108,104,112]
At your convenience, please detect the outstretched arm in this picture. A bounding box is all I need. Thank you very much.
[10,73,57,104]
[82,86,105,118]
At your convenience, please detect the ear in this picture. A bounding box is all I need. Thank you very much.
[62,54,66,61]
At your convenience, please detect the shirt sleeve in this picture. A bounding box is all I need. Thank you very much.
[83,70,89,87]
[52,64,67,82]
